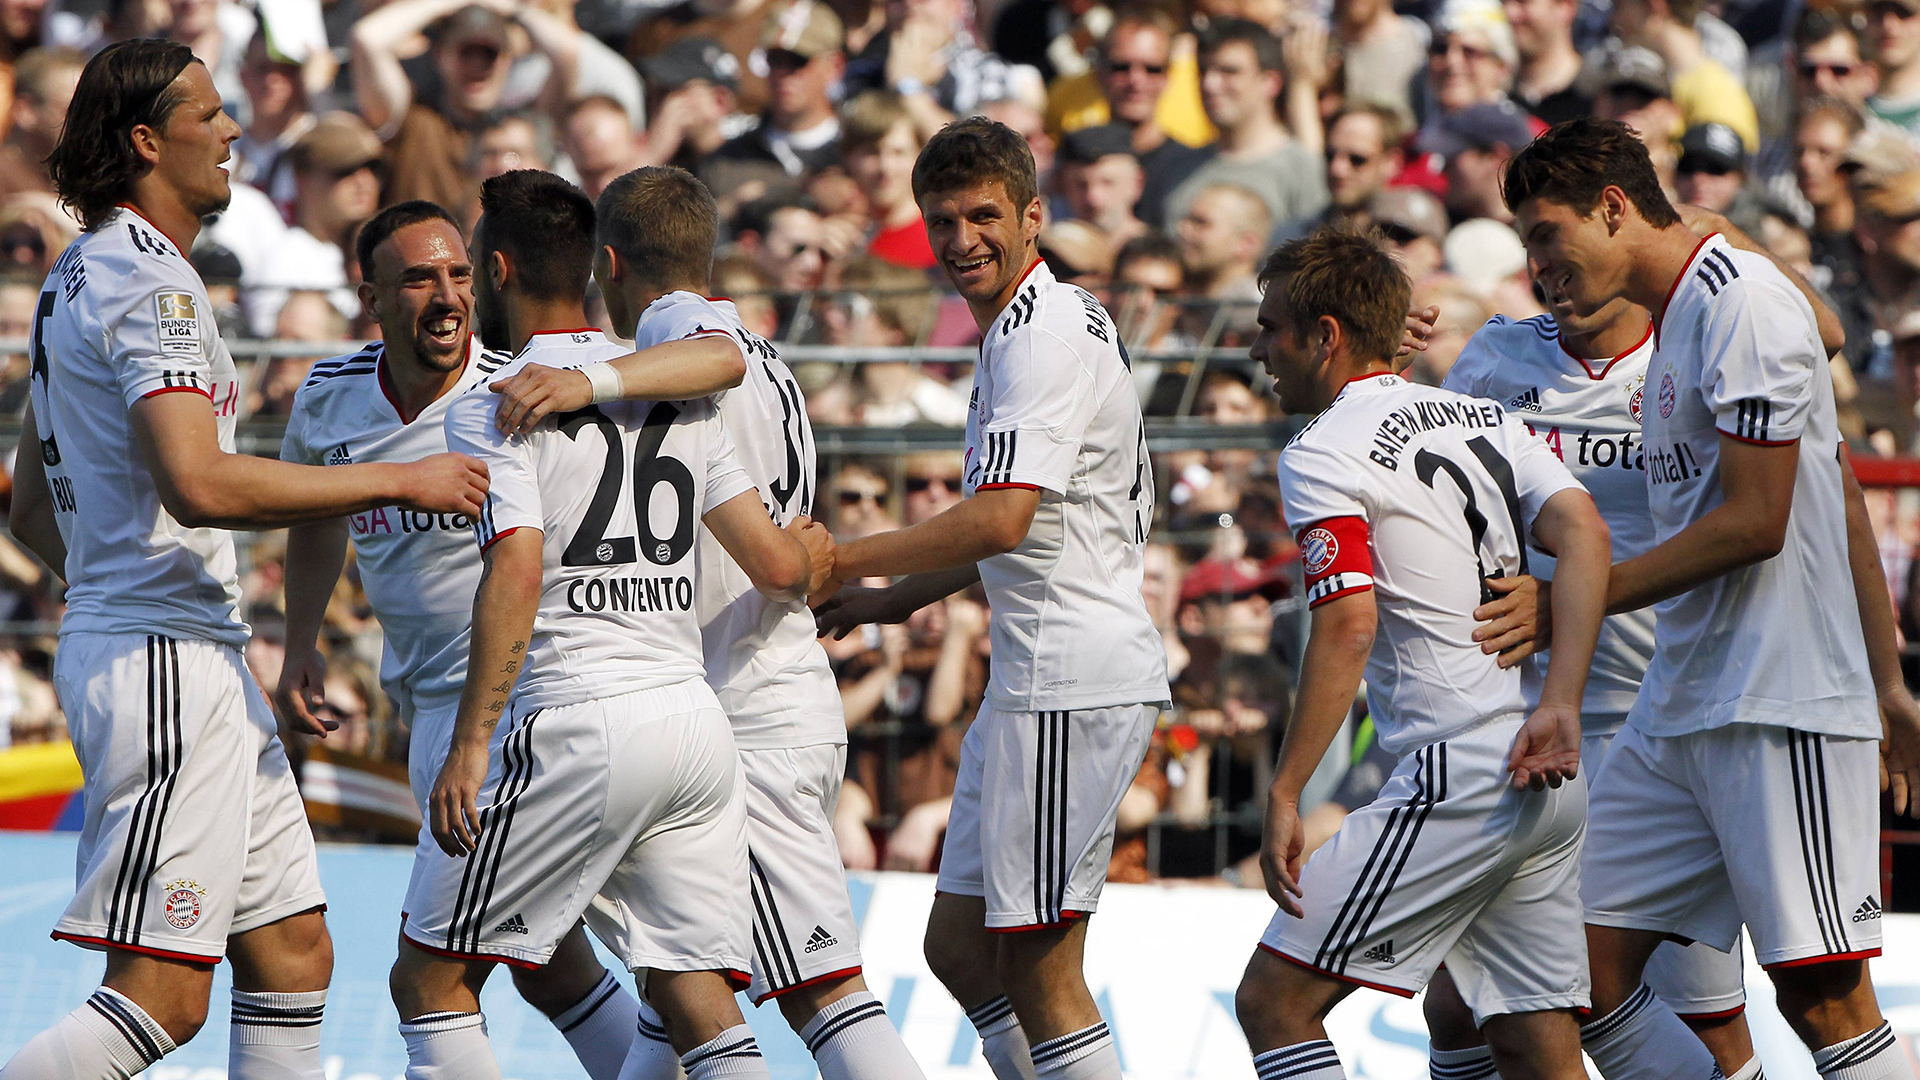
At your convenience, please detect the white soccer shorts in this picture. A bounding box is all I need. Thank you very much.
[1582,730,1747,1018]
[52,633,326,963]
[1584,723,1883,969]
[1260,714,1590,1024]
[402,678,752,984]
[740,743,865,1004]
[936,702,1159,930]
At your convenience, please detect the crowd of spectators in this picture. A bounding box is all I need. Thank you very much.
[3,0,1920,884]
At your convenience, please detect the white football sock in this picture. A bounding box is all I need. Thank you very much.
[966,995,1036,1080]
[1430,1043,1497,1080]
[1814,1023,1915,1080]
[679,1025,768,1079]
[1030,1021,1120,1079]
[1581,985,1722,1080]
[799,991,926,1080]
[616,998,684,1080]
[0,987,175,1079]
[229,988,325,1079]
[1725,1055,1764,1080]
[399,1010,501,1080]
[1252,1040,1347,1080]
[552,971,641,1080]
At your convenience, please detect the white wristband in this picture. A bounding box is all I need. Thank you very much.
[582,361,623,404]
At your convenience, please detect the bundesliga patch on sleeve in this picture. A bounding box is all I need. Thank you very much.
[156,292,201,355]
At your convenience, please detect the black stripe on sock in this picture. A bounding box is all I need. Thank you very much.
[90,993,164,1064]
[803,1001,888,1053]
[557,977,621,1034]
[966,995,1014,1031]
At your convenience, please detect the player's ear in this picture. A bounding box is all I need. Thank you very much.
[597,244,621,284]
[128,122,163,168]
[1601,186,1629,234]
[1023,196,1044,241]
[357,281,378,322]
[489,248,510,291]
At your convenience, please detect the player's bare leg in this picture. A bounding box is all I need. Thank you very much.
[510,921,642,1080]
[1481,1011,1586,1080]
[389,938,501,1080]
[774,972,927,1080]
[1769,959,1912,1080]
[1423,968,1498,1080]
[1234,945,1354,1078]
[996,919,1118,1079]
[227,908,333,1078]
[0,949,213,1078]
[925,892,1034,1080]
[1583,924,1719,1080]
[1680,1013,1758,1078]
[644,969,771,1079]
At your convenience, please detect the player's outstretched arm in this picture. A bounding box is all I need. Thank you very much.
[431,528,544,856]
[830,487,1041,583]
[9,402,67,580]
[490,336,749,436]
[1507,488,1609,790]
[1261,590,1376,916]
[131,392,489,529]
[1608,435,1799,615]
[1838,444,1920,815]
[705,490,817,603]
[276,519,351,738]
[814,564,982,638]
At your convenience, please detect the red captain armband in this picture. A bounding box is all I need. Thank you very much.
[1297,517,1374,608]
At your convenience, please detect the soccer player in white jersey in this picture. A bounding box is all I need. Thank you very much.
[1,40,489,1080]
[483,165,927,1080]
[275,195,754,1080]
[1504,117,1920,1080]
[386,168,826,1080]
[813,117,1169,1080]
[1228,229,1611,1080]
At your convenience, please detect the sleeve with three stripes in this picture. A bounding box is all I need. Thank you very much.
[1698,262,1816,448]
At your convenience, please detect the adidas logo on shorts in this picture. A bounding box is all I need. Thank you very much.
[803,925,839,953]
[1853,897,1883,923]
[1361,940,1396,965]
[494,913,530,934]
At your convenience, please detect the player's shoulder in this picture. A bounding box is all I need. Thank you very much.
[69,213,199,300]
[1449,314,1561,393]
[297,343,383,397]
[991,268,1121,366]
[635,291,742,348]
[1676,238,1799,320]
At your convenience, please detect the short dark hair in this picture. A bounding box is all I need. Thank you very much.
[731,191,815,240]
[47,39,197,231]
[597,165,719,289]
[1257,228,1410,364]
[1794,6,1860,52]
[356,200,464,281]
[1198,18,1284,74]
[1113,231,1182,277]
[475,169,596,302]
[1501,117,1681,227]
[912,116,1038,214]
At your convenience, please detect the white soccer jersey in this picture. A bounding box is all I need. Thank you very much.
[443,330,756,713]
[1633,235,1875,739]
[963,261,1168,712]
[629,292,843,749]
[1282,373,1584,754]
[281,338,512,718]
[27,208,247,646]
[1444,314,1657,727]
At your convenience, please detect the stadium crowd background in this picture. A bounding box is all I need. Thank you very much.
[1,0,1919,896]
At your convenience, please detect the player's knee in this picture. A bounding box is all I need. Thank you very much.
[923,921,981,990]
[509,957,603,1017]
[150,990,211,1046]
[1767,958,1877,1042]
[1422,977,1482,1050]
[1233,968,1284,1046]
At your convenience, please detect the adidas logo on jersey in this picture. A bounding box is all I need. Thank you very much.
[1854,897,1883,923]
[1361,940,1396,965]
[803,925,839,953]
[494,913,530,934]
[1508,387,1542,412]
[326,443,353,465]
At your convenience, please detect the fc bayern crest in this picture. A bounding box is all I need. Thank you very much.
[1627,374,1646,423]
[162,879,206,929]
[1302,527,1339,575]
[1658,371,1677,419]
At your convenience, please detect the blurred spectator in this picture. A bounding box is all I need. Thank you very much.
[1370,186,1450,283]
[0,0,50,127]
[823,256,963,424]
[248,292,345,416]
[0,46,79,196]
[1607,0,1759,149]
[1755,8,1877,177]
[233,32,314,211]
[1423,1,1521,126]
[1160,19,1327,232]
[0,190,75,278]
[1871,0,1920,137]
[0,273,34,411]
[710,252,781,339]
[827,461,898,536]
[840,89,936,268]
[190,243,249,343]
[1504,0,1589,123]
[842,0,1040,136]
[1335,0,1429,119]
[1283,103,1406,238]
[1038,219,1115,290]
[1853,140,1920,362]
[352,0,569,211]
[1422,100,1533,223]
[1592,45,1684,192]
[901,450,964,523]
[635,35,739,173]
[1799,100,1873,368]
[1406,275,1490,384]
[1111,231,1188,347]
[1444,217,1542,316]
[709,0,844,197]
[563,94,645,198]
[731,192,829,336]
[1175,181,1271,302]
[1675,122,1756,227]
[244,112,383,335]
[1058,10,1213,227]
[470,109,553,187]
[1057,124,1149,248]
[977,93,1058,187]
[166,0,256,119]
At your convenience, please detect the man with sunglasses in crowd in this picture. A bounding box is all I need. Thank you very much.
[712,0,845,190]
[1277,104,1406,241]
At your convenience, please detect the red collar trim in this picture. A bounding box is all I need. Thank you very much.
[1014,258,1045,288]
[377,338,473,425]
[1563,322,1653,380]
[1336,370,1398,398]
[114,202,160,230]
[704,296,731,302]
[1655,232,1718,347]
[529,327,599,338]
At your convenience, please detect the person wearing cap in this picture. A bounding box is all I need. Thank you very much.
[1425,0,1522,122]
[1591,44,1684,190]
[1607,0,1759,150]
[1420,99,1534,223]
[634,35,739,175]
[349,0,581,210]
[1502,0,1592,124]
[1370,186,1450,282]
[243,111,385,335]
[232,31,316,208]
[1157,19,1328,235]
[1849,134,1920,361]
[1057,124,1149,248]
[1675,121,1752,220]
[709,0,843,189]
[1278,104,1407,241]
